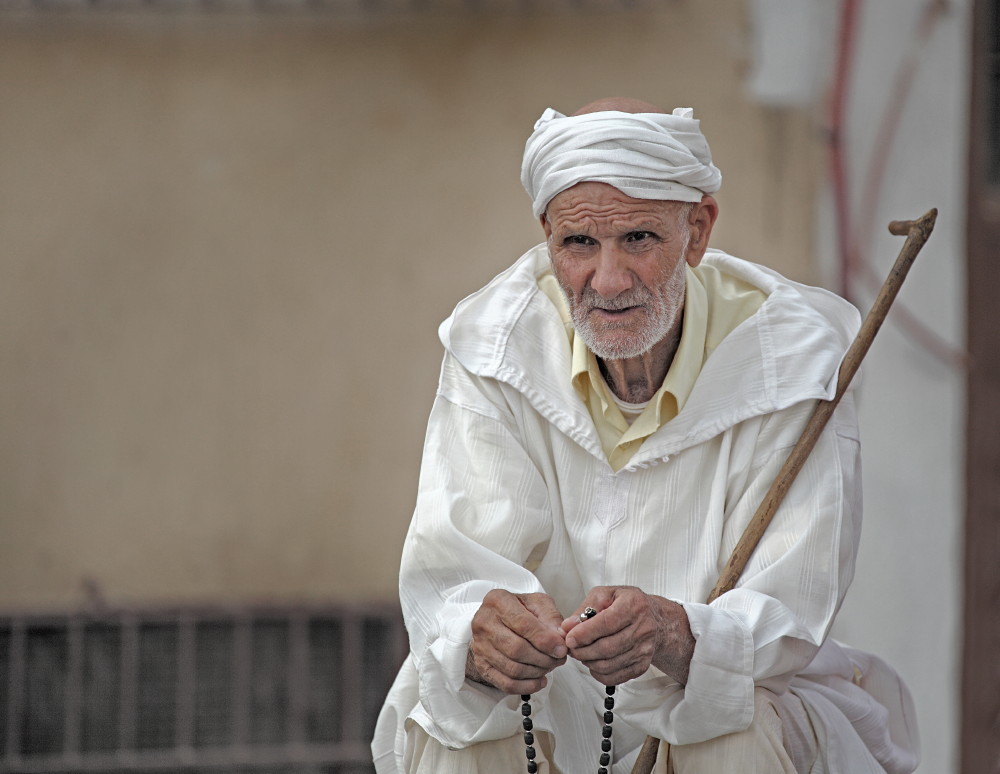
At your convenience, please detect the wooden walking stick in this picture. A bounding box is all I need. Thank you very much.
[629,208,938,774]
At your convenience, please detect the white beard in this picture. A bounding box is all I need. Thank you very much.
[566,253,688,361]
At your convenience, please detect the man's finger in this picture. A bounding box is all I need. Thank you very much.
[476,643,556,681]
[520,592,568,632]
[500,596,567,659]
[573,627,652,665]
[586,657,646,687]
[477,662,551,695]
[564,605,630,650]
[487,619,567,669]
[560,587,621,633]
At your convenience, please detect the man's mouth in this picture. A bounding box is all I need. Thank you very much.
[592,305,640,316]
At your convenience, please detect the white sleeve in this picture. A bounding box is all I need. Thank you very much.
[621,394,863,744]
[400,354,554,748]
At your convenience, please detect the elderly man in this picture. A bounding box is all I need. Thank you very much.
[372,98,919,774]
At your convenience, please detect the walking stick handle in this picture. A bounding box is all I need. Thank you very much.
[629,208,937,774]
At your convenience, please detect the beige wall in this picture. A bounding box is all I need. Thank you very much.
[0,5,822,611]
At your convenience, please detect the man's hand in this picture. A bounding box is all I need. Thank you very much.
[466,589,568,694]
[560,586,695,686]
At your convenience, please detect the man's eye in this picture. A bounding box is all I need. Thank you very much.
[626,231,655,242]
[565,235,595,246]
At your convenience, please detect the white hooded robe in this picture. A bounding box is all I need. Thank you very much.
[372,245,919,774]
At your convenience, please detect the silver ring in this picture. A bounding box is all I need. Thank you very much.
[580,607,598,622]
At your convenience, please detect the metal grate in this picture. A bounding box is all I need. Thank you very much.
[0,604,407,773]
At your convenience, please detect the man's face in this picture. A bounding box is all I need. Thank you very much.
[543,182,697,361]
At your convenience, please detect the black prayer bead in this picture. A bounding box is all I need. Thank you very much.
[522,695,534,774]
[521,685,619,774]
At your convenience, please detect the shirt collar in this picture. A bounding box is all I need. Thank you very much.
[570,264,708,423]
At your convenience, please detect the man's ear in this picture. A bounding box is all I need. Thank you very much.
[685,195,719,267]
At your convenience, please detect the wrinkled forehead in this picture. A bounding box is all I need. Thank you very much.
[545,182,689,230]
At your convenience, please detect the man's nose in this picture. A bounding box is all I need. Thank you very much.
[590,245,633,299]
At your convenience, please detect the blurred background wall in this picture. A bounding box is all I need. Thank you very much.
[0,0,973,772]
[0,1,826,609]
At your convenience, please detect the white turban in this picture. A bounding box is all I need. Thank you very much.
[520,107,722,218]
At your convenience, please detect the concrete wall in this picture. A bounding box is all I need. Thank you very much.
[0,4,823,611]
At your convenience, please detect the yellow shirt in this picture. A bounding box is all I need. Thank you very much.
[539,263,767,471]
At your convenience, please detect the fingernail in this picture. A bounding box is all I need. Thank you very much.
[553,645,567,658]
